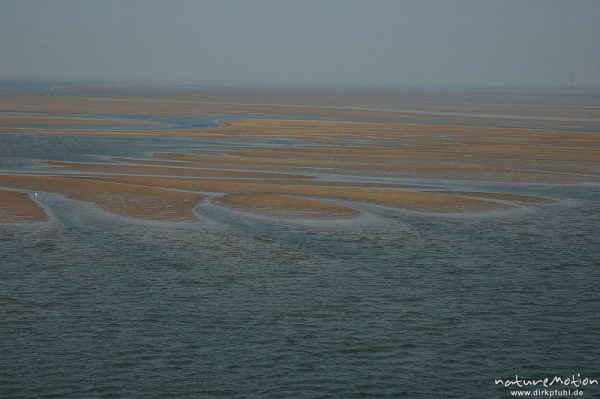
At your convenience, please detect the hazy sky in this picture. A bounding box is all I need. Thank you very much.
[1,0,599,88]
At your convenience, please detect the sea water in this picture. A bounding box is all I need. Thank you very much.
[1,133,599,398]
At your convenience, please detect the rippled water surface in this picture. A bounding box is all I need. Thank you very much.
[1,135,599,398]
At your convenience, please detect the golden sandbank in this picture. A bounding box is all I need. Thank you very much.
[2,88,595,221]
[0,175,203,222]
[81,175,512,213]
[424,191,554,204]
[216,194,361,218]
[0,188,48,223]
[42,161,312,180]
[2,88,598,131]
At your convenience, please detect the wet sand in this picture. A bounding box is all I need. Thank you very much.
[81,175,513,213]
[149,117,600,182]
[0,175,203,222]
[4,172,488,219]
[0,188,48,222]
[217,193,361,218]
[3,87,599,399]
[42,161,313,180]
[2,87,595,221]
[424,191,554,204]
[154,150,595,183]
[2,87,599,128]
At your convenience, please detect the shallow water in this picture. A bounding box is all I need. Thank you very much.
[0,129,318,172]
[1,134,599,398]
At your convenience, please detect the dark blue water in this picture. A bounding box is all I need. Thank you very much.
[1,136,599,398]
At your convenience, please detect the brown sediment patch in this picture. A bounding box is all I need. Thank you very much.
[216,193,361,218]
[305,164,594,183]
[153,152,466,174]
[426,191,554,204]
[110,158,436,189]
[187,120,600,155]
[0,175,203,222]
[220,139,600,165]
[3,96,598,185]
[2,89,600,125]
[41,161,312,180]
[154,151,370,167]
[0,188,48,223]
[113,156,300,172]
[153,151,599,183]
[82,175,512,213]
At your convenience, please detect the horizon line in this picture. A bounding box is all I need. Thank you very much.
[1,79,600,95]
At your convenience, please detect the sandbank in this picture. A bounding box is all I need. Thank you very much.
[42,161,312,180]
[0,188,48,223]
[82,175,512,213]
[216,193,361,218]
[425,191,554,204]
[0,175,203,222]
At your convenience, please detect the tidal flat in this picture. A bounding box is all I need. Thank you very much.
[1,86,599,398]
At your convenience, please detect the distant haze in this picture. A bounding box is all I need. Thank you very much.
[1,0,600,89]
